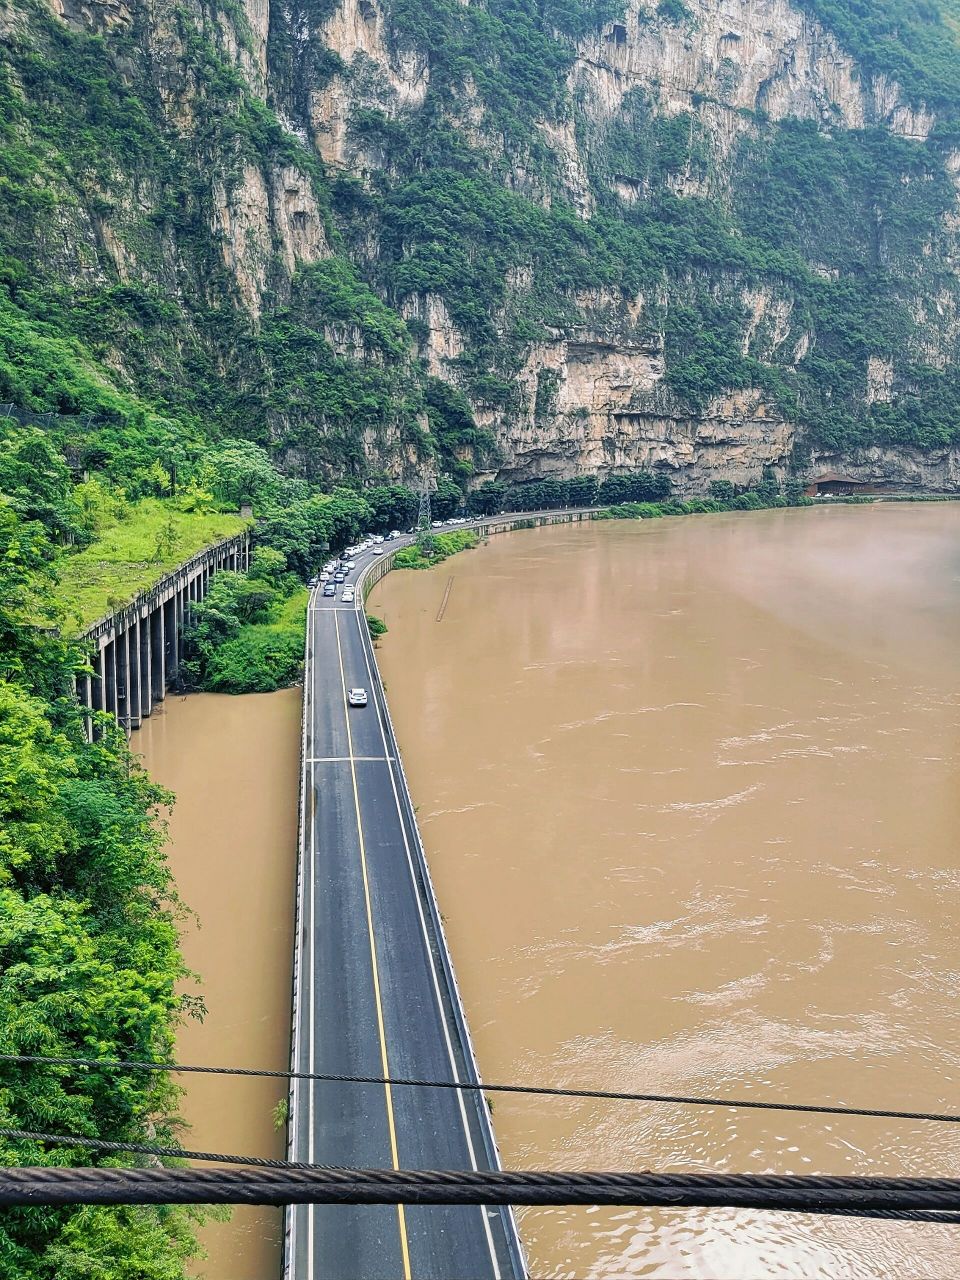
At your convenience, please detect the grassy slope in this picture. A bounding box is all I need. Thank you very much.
[55,499,250,632]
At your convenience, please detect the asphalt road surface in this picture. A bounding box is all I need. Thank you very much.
[287,526,527,1280]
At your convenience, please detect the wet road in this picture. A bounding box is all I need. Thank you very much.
[287,533,525,1280]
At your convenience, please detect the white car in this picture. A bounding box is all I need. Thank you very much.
[373,534,384,543]
[431,520,442,528]
[347,688,368,707]
[372,546,384,555]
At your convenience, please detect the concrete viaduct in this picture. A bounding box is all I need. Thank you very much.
[74,531,251,739]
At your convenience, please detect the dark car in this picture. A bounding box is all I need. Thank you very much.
[323,583,336,597]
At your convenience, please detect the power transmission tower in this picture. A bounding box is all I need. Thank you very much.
[417,472,435,531]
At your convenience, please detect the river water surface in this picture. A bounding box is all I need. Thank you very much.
[370,505,960,1279]
[137,688,300,1279]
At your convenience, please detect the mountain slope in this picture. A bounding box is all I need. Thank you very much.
[4,0,960,490]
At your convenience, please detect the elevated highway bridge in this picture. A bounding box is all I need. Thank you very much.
[286,511,596,1279]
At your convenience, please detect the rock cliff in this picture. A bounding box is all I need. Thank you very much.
[5,0,960,490]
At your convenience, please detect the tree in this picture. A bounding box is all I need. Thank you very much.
[433,476,463,519]
[467,481,507,515]
[709,479,736,504]
[364,483,417,531]
[205,441,281,510]
[566,475,598,507]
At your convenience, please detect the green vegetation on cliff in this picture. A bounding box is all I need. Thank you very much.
[6,1,960,1270]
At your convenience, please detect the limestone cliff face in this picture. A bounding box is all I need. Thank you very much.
[282,0,960,490]
[19,0,960,488]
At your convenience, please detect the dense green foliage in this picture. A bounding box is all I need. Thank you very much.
[598,471,814,519]
[393,528,479,568]
[797,0,960,113]
[0,482,203,1273]
[182,551,307,692]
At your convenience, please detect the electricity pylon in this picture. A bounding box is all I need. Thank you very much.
[417,471,436,531]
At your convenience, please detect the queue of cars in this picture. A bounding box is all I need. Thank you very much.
[309,517,478,597]
[307,520,479,708]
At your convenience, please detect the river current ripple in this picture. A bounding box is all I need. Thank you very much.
[372,505,960,1279]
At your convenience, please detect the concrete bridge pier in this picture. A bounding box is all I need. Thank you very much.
[78,532,250,740]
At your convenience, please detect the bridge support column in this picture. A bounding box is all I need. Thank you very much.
[82,672,93,743]
[139,612,153,720]
[90,649,104,741]
[104,639,119,723]
[128,618,142,730]
[164,596,179,687]
[151,604,166,703]
[117,628,131,734]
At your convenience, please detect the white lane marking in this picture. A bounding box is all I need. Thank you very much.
[306,755,395,763]
[291,586,315,1276]
[334,612,413,1278]
[307,599,318,1273]
[354,611,503,1278]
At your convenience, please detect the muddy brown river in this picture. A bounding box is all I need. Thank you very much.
[136,688,300,1280]
[370,505,960,1279]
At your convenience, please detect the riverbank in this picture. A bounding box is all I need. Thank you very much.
[136,687,301,1279]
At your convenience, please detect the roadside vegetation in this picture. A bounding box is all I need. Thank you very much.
[55,501,249,631]
[0,491,206,1275]
[393,529,479,569]
[597,474,814,520]
[367,613,388,640]
[181,549,308,694]
[5,0,960,1269]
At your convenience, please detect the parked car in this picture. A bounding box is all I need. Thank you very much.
[348,688,368,707]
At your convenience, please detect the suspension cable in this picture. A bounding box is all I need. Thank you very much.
[2,1164,960,1221]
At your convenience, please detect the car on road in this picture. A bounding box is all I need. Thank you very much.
[322,583,336,597]
[373,534,384,543]
[347,688,368,707]
[346,560,356,568]
[387,530,401,540]
[334,572,346,583]
[431,520,443,528]
[371,546,383,555]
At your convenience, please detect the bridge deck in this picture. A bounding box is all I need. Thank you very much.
[287,542,526,1280]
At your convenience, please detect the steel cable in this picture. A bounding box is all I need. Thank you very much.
[2,1165,960,1221]
[2,1053,958,1127]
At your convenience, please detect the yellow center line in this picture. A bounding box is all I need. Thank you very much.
[334,611,413,1280]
